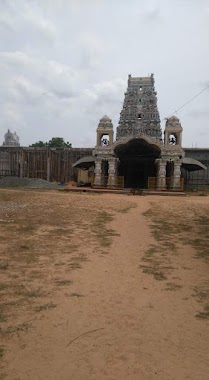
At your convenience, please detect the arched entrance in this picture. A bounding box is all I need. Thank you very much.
[114,138,161,188]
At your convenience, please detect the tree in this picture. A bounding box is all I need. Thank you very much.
[30,141,47,147]
[30,137,72,148]
[47,137,72,148]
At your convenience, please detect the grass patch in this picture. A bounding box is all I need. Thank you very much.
[34,303,56,312]
[165,282,183,291]
[189,239,209,260]
[68,262,82,269]
[68,254,88,270]
[14,284,45,298]
[196,304,209,320]
[92,211,120,248]
[162,241,177,251]
[0,262,8,270]
[55,279,73,286]
[143,208,155,217]
[117,203,136,214]
[28,270,43,279]
[192,286,209,303]
[0,347,4,360]
[142,266,167,281]
[0,283,8,291]
[1,323,30,335]
[48,227,74,236]
[0,314,7,323]
[142,204,196,281]
[70,292,84,297]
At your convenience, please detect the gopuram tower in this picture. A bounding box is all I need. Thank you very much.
[116,74,162,140]
[74,73,206,191]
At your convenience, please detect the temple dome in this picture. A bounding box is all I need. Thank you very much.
[167,115,180,122]
[4,129,13,139]
[100,115,112,122]
[97,115,113,129]
[2,129,20,147]
[165,115,182,130]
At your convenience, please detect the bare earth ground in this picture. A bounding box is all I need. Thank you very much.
[1,190,209,380]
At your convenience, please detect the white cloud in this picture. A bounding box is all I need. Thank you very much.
[0,50,127,146]
[0,1,209,147]
[0,0,57,46]
[77,33,106,70]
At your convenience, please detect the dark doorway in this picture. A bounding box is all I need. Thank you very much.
[101,159,109,187]
[115,139,161,188]
[166,161,174,189]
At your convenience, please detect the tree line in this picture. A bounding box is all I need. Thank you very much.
[30,137,72,148]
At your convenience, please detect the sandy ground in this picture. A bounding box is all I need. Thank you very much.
[1,190,209,380]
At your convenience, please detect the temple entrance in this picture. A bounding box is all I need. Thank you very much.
[166,161,174,189]
[115,138,161,188]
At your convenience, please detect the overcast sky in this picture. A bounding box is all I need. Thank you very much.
[0,0,209,147]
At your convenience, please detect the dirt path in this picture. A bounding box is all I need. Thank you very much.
[2,193,209,379]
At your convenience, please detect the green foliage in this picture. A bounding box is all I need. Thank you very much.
[31,140,46,147]
[48,137,71,148]
[30,137,72,148]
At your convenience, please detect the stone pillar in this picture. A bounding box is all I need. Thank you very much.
[107,158,118,188]
[27,151,30,178]
[47,153,51,182]
[19,150,24,178]
[16,151,19,176]
[172,160,182,190]
[93,158,103,187]
[156,159,166,190]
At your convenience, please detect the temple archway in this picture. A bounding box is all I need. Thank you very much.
[114,137,161,188]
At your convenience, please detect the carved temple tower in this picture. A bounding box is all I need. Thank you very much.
[73,73,206,191]
[116,74,162,140]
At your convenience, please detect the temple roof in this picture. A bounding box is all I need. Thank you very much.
[182,157,207,171]
[100,115,112,122]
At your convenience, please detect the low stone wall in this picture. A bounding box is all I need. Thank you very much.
[184,148,209,189]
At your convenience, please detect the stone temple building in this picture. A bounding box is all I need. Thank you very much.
[3,130,20,147]
[0,74,208,190]
[74,74,206,190]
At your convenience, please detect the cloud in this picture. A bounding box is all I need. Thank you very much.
[0,51,80,103]
[0,0,209,147]
[0,0,57,44]
[0,49,127,146]
[137,1,161,21]
[188,107,209,119]
[77,33,106,70]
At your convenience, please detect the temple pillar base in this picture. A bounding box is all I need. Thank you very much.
[156,159,166,190]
